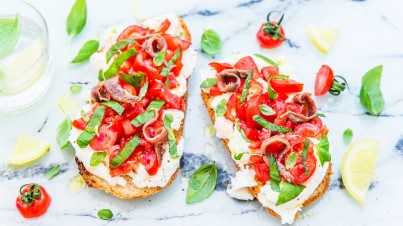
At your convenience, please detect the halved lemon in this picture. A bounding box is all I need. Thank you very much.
[308,25,340,53]
[341,140,380,205]
[7,134,50,166]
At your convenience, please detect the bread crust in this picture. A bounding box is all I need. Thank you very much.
[75,15,191,199]
[201,91,332,220]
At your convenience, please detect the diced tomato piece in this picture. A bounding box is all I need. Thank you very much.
[209,62,232,73]
[164,34,191,51]
[270,79,303,93]
[122,119,135,136]
[148,82,182,110]
[236,100,248,121]
[117,25,149,42]
[234,56,262,79]
[154,19,171,34]
[167,74,180,89]
[209,86,223,96]
[136,147,159,176]
[72,118,87,130]
[89,126,118,151]
[109,145,139,177]
[225,93,239,121]
[250,156,270,184]
[132,51,163,82]
[294,117,323,137]
[283,141,317,184]
[170,48,184,76]
[245,95,262,128]
[238,120,260,141]
[261,66,279,80]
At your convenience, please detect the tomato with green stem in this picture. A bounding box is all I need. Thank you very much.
[314,65,348,96]
[16,184,52,218]
[257,12,286,49]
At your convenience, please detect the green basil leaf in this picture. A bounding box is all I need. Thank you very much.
[253,54,278,68]
[268,82,277,101]
[343,128,353,145]
[160,49,182,76]
[201,29,222,55]
[0,14,20,59]
[269,155,281,192]
[240,69,253,104]
[259,104,275,116]
[186,162,218,204]
[147,99,165,111]
[90,151,106,166]
[234,152,246,161]
[302,138,310,175]
[316,134,331,166]
[235,120,253,143]
[118,72,144,88]
[200,78,217,89]
[106,38,136,63]
[164,114,179,158]
[161,66,171,77]
[153,50,166,66]
[70,84,83,95]
[46,165,61,180]
[102,100,124,115]
[276,182,305,206]
[109,136,140,168]
[138,75,148,100]
[80,109,89,122]
[163,113,174,127]
[359,65,384,116]
[215,99,227,116]
[164,74,170,88]
[97,209,113,220]
[102,49,137,80]
[253,115,292,133]
[71,40,99,63]
[317,113,326,118]
[66,0,87,37]
[77,106,105,148]
[57,117,72,149]
[285,152,298,170]
[98,69,104,81]
[131,110,155,127]
[171,48,182,63]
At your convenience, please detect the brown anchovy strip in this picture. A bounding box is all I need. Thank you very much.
[103,76,139,103]
[142,111,168,144]
[90,84,111,102]
[216,69,249,92]
[154,143,165,167]
[287,92,317,124]
[142,35,167,57]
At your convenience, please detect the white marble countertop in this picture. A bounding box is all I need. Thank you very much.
[1,0,403,225]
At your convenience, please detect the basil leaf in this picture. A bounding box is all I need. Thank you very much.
[70,84,83,95]
[147,99,165,110]
[186,162,218,204]
[106,38,136,63]
[0,15,20,59]
[118,72,144,88]
[317,113,326,118]
[57,117,72,149]
[316,134,331,166]
[269,155,281,192]
[359,65,384,116]
[276,182,305,206]
[90,151,106,166]
[98,69,104,81]
[161,66,171,77]
[164,114,179,158]
[302,138,310,175]
[234,152,246,160]
[200,78,217,89]
[153,50,166,66]
[253,54,278,68]
[160,49,182,76]
[343,128,353,145]
[71,40,99,63]
[268,82,277,101]
[235,120,253,143]
[77,106,105,148]
[66,0,87,37]
[259,104,275,116]
[97,209,113,220]
[201,29,222,55]
[285,152,298,170]
[102,100,124,115]
[138,75,148,100]
[102,49,137,80]
[215,99,227,116]
[164,74,170,88]
[131,110,155,127]
[80,109,89,122]
[240,70,253,104]
[46,165,61,180]
[110,136,140,168]
[253,115,292,133]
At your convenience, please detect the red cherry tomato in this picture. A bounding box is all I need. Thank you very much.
[89,126,118,151]
[16,184,51,218]
[72,118,87,130]
[250,156,270,184]
[270,79,303,93]
[256,13,286,49]
[209,62,232,73]
[261,66,279,80]
[314,65,334,96]
[234,56,262,79]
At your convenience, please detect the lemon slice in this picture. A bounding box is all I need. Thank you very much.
[308,25,339,53]
[341,140,380,204]
[7,134,50,166]
[68,174,86,194]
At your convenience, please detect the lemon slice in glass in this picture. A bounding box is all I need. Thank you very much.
[7,134,50,166]
[68,174,86,194]
[341,140,380,205]
[308,25,340,53]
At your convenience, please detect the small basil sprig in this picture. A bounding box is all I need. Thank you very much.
[269,155,281,192]
[201,29,222,55]
[234,152,247,160]
[118,72,144,88]
[359,65,384,116]
[57,117,72,149]
[102,49,137,81]
[215,99,227,116]
[259,104,275,116]
[302,138,310,175]
[163,113,179,158]
[343,128,353,145]
[161,49,182,76]
[110,136,141,168]
[186,162,218,204]
[253,53,278,67]
[235,120,253,143]
[153,50,166,66]
[138,75,148,100]
[285,152,298,170]
[97,209,113,220]
[70,84,83,94]
[76,106,105,148]
[90,151,106,166]
[46,165,61,180]
[0,14,20,59]
[317,113,326,118]
[106,38,137,63]
[102,100,124,115]
[240,70,253,104]
[276,182,305,206]
[315,134,331,166]
[253,115,291,133]
[71,40,99,63]
[66,0,87,38]
[200,78,217,89]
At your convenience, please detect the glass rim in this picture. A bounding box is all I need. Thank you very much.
[0,0,49,77]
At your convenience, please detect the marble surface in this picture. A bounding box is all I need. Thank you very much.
[1,0,403,225]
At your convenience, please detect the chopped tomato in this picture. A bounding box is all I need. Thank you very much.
[16,184,51,218]
[250,156,270,184]
[225,93,239,121]
[245,95,262,128]
[137,147,159,175]
[294,117,323,137]
[122,119,135,136]
[164,34,191,51]
[133,51,163,82]
[148,82,182,110]
[285,145,317,184]
[123,102,145,120]
[154,19,171,34]
[234,56,262,79]
[209,86,223,96]
[117,25,149,41]
[170,48,184,76]
[238,120,260,141]
[270,79,303,93]
[168,74,180,89]
[209,62,232,73]
[109,145,138,177]
[72,118,87,130]
[89,126,118,151]
[261,66,279,80]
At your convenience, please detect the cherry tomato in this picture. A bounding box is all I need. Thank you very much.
[16,184,51,218]
[148,82,183,110]
[233,56,262,79]
[209,62,232,73]
[270,79,303,93]
[256,12,286,49]
[261,66,279,80]
[314,65,334,96]
[72,118,87,130]
[89,126,118,151]
[250,156,270,184]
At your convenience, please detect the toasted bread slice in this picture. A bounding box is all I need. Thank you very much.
[75,15,191,199]
[201,91,332,220]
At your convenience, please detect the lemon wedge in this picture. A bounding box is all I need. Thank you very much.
[68,174,86,194]
[341,140,380,205]
[7,134,50,166]
[308,25,339,53]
